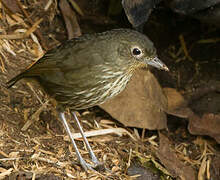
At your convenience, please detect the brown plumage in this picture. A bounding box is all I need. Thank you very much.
[6,28,168,171]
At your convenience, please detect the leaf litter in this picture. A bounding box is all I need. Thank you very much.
[0,0,220,179]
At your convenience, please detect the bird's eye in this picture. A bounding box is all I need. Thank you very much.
[132,48,141,55]
[131,47,144,59]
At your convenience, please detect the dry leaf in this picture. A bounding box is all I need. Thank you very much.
[59,0,81,39]
[157,133,196,180]
[188,113,220,143]
[163,87,193,118]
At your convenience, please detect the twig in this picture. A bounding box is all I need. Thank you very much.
[68,0,84,16]
[21,100,49,131]
[0,55,6,72]
[0,168,13,179]
[179,34,193,61]
[26,82,43,105]
[15,0,48,50]
[44,0,53,11]
[64,128,137,141]
[0,18,43,40]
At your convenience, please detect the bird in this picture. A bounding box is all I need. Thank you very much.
[6,28,169,171]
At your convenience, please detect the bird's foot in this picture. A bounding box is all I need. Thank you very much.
[80,159,105,172]
[93,160,106,171]
[80,159,94,171]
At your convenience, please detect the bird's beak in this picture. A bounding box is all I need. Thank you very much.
[146,57,169,71]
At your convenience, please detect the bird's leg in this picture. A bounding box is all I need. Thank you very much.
[71,111,103,167]
[58,112,94,171]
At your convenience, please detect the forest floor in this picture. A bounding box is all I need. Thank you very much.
[0,0,220,179]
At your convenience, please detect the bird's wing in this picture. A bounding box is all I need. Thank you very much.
[6,37,108,88]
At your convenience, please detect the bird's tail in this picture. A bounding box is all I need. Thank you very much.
[6,72,25,88]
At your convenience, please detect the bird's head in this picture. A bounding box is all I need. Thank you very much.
[115,29,169,72]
